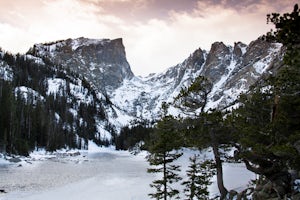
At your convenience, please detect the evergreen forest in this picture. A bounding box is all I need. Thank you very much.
[0,51,111,156]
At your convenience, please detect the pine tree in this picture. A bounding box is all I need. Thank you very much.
[182,155,216,200]
[174,76,212,113]
[174,77,229,199]
[231,4,300,198]
[147,114,183,200]
[147,151,182,200]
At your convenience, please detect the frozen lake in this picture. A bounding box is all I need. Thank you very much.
[0,149,154,200]
[0,147,255,200]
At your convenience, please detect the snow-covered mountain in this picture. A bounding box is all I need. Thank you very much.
[0,37,283,141]
[27,37,134,94]
[111,38,282,121]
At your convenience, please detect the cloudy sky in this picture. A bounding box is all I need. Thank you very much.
[0,0,299,76]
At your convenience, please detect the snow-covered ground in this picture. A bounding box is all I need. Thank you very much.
[0,144,255,200]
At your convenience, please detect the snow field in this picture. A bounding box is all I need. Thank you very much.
[0,145,255,200]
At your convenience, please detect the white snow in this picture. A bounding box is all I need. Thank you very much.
[295,179,300,193]
[89,62,96,71]
[0,146,154,200]
[205,56,238,110]
[14,86,45,104]
[0,147,255,200]
[46,78,94,104]
[107,104,135,130]
[110,68,196,122]
[211,59,237,96]
[68,108,78,117]
[54,112,60,122]
[114,41,282,125]
[0,156,10,166]
[71,39,80,51]
[0,62,13,81]
[110,39,281,122]
[24,55,45,65]
[47,78,66,96]
[253,60,269,74]
[71,38,107,51]
[95,120,112,141]
[240,46,247,55]
[69,82,93,104]
[253,43,282,74]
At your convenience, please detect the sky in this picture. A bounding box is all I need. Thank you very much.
[0,0,299,76]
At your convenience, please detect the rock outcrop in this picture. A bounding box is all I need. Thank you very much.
[27,37,134,94]
[111,37,282,120]
[24,36,283,124]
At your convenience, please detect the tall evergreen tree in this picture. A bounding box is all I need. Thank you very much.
[182,155,215,200]
[174,76,230,199]
[174,76,212,114]
[147,109,183,200]
[232,4,300,198]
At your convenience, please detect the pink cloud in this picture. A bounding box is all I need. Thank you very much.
[0,0,299,76]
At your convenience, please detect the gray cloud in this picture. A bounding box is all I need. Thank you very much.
[80,0,199,21]
[80,0,299,23]
[197,0,298,12]
[0,0,299,76]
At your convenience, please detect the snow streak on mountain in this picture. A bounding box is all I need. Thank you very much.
[111,38,282,121]
[1,37,282,142]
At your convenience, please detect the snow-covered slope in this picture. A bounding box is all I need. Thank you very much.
[22,37,283,129]
[111,38,282,122]
[0,147,255,200]
[0,61,13,81]
[27,37,134,94]
[0,52,115,147]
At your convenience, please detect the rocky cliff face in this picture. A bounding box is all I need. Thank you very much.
[204,38,282,109]
[25,36,283,126]
[27,37,134,94]
[0,36,284,146]
[111,37,282,121]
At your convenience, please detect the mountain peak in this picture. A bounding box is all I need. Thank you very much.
[110,37,283,123]
[233,42,247,58]
[1,36,283,135]
[209,42,228,53]
[27,37,134,93]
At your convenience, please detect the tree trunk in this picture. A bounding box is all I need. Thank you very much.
[163,152,167,200]
[210,129,228,199]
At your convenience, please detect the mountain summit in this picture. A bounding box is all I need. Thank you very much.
[0,36,283,142]
[27,36,282,124]
[111,37,282,121]
[27,37,134,94]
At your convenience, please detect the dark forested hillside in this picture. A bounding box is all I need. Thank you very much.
[0,51,113,155]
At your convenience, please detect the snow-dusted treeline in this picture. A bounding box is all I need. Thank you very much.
[0,51,113,155]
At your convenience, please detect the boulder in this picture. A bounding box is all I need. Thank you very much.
[8,157,22,163]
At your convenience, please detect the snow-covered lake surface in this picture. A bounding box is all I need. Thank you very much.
[0,144,255,200]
